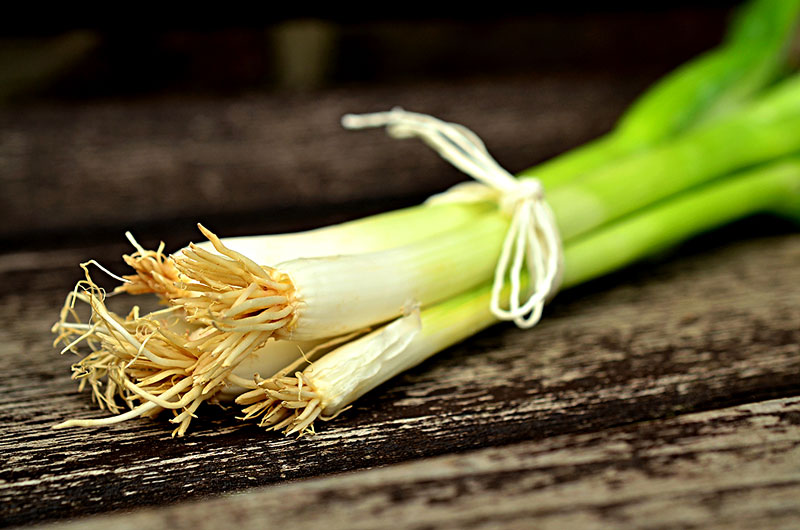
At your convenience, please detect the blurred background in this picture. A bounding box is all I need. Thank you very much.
[0,3,738,101]
[0,1,767,254]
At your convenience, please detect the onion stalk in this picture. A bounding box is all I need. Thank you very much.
[53,76,800,434]
[53,75,800,434]
[51,0,800,435]
[240,157,800,435]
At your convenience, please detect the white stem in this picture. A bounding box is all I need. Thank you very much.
[305,285,497,416]
[281,213,508,340]
[193,202,493,265]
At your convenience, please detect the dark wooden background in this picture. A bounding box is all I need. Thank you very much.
[2,6,799,529]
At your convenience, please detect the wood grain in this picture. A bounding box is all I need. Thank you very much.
[0,74,644,241]
[27,396,800,530]
[1,18,798,527]
[1,232,797,527]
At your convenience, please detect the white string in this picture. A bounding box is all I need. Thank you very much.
[341,107,563,329]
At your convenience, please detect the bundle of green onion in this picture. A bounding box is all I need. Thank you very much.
[53,0,800,437]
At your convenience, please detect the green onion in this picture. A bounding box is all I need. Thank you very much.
[51,0,800,435]
[240,156,800,434]
[54,76,800,435]
[55,75,800,434]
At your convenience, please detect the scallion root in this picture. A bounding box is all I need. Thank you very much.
[236,373,324,436]
[115,234,186,299]
[53,225,305,436]
[53,282,212,436]
[165,225,299,386]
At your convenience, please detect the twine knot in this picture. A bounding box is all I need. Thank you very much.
[342,107,563,329]
[499,177,543,215]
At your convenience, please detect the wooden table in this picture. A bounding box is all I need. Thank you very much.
[2,27,799,529]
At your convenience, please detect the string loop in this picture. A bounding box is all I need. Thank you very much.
[342,107,563,329]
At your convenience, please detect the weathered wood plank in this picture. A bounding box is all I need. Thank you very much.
[1,232,797,527]
[22,396,800,530]
[0,75,644,240]
[1,9,794,528]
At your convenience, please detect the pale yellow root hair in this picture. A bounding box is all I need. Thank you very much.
[114,233,187,299]
[53,226,308,435]
[168,225,300,388]
[234,329,368,436]
[114,226,300,382]
[236,373,324,436]
[53,276,207,436]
